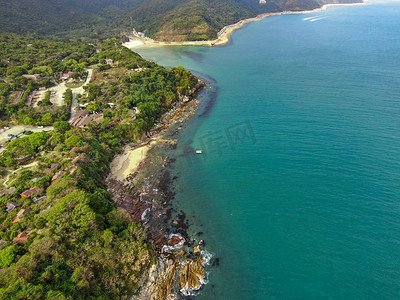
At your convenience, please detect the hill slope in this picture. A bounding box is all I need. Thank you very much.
[0,0,362,40]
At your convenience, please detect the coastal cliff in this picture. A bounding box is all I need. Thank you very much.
[103,79,211,299]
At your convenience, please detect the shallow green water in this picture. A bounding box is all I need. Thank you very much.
[135,2,400,298]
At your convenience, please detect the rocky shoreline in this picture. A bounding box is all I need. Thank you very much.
[106,80,214,299]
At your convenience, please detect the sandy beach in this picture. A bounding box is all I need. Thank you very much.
[124,2,366,49]
[109,145,150,181]
[123,39,145,48]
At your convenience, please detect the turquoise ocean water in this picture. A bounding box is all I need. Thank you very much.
[135,1,400,298]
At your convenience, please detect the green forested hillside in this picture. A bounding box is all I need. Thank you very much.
[0,0,362,41]
[0,35,199,298]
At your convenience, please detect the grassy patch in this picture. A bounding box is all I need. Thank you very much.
[65,82,84,88]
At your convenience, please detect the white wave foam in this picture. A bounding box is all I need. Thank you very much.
[166,293,177,300]
[180,283,196,297]
[141,208,150,221]
[200,250,213,265]
[199,276,209,286]
[310,16,329,22]
[302,16,319,21]
[161,233,185,253]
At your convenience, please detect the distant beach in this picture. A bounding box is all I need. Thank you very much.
[109,145,150,182]
[124,2,366,49]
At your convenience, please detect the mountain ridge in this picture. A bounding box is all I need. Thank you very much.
[0,0,362,41]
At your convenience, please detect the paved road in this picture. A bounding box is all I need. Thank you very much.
[0,125,54,150]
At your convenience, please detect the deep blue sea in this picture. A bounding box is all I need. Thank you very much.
[134,1,400,298]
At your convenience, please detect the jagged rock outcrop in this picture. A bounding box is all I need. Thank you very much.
[135,254,207,299]
[135,257,176,300]
[179,257,205,291]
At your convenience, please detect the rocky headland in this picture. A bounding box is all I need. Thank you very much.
[106,80,214,299]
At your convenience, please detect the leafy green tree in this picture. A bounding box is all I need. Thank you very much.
[64,135,83,149]
[28,132,49,149]
[46,290,67,300]
[23,116,35,125]
[102,230,113,248]
[37,91,52,106]
[41,113,53,126]
[53,121,71,132]
[0,80,10,97]
[0,245,18,268]
[63,89,73,108]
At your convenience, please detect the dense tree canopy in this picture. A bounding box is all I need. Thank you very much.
[0,35,199,298]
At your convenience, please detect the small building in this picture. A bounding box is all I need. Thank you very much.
[259,0,266,3]
[11,217,21,223]
[20,186,40,198]
[43,163,58,174]
[33,195,47,204]
[70,147,80,153]
[69,110,90,127]
[22,74,41,80]
[105,59,113,65]
[61,71,74,81]
[0,187,16,196]
[16,209,32,218]
[6,202,19,213]
[70,110,103,128]
[77,114,103,128]
[26,90,37,106]
[40,205,52,215]
[32,177,43,183]
[52,171,66,182]
[12,232,29,244]
[12,209,32,223]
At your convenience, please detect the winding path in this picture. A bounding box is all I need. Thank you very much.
[2,161,38,187]
[68,68,93,122]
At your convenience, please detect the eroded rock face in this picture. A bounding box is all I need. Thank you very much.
[180,257,205,291]
[135,257,176,300]
[129,80,210,299]
[135,254,207,299]
[155,260,176,299]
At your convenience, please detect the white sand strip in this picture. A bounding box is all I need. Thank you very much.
[109,145,149,181]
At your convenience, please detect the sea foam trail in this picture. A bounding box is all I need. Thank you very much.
[310,16,329,22]
[302,16,320,20]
